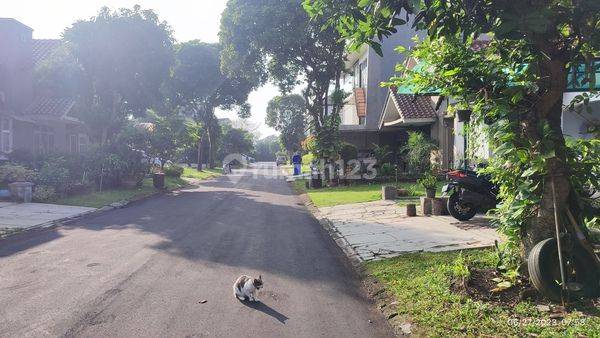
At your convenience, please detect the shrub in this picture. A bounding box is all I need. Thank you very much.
[0,164,37,183]
[164,165,184,177]
[378,162,395,177]
[400,131,437,174]
[339,142,358,164]
[37,157,72,194]
[32,185,58,203]
[8,149,35,167]
[417,171,437,189]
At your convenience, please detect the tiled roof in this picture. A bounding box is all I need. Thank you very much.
[390,87,437,120]
[32,39,62,66]
[354,88,366,117]
[22,96,76,117]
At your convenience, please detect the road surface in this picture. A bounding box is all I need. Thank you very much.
[0,163,393,337]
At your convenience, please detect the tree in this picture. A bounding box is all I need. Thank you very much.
[306,0,600,258]
[170,41,257,170]
[63,5,174,144]
[255,135,282,161]
[217,125,255,160]
[266,94,306,156]
[220,0,346,161]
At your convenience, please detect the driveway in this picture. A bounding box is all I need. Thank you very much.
[318,200,501,261]
[0,163,392,337]
[0,202,95,234]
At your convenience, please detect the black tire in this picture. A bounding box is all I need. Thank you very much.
[447,192,477,221]
[528,238,600,302]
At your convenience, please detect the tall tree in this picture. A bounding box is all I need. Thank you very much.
[63,5,174,144]
[266,94,306,156]
[220,0,346,160]
[170,41,256,170]
[217,125,255,160]
[254,135,282,162]
[306,0,600,257]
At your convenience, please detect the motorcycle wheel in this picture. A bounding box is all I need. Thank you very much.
[528,238,600,302]
[447,192,477,221]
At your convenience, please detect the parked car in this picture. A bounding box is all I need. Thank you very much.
[276,155,287,166]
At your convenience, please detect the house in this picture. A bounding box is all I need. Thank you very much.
[0,18,88,160]
[339,28,599,170]
[338,23,430,158]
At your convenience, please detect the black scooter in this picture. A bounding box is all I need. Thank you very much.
[442,169,498,221]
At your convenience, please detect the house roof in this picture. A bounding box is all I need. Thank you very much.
[22,96,76,118]
[32,39,62,66]
[390,87,437,120]
[0,18,33,32]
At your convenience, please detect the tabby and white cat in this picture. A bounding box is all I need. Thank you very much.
[233,275,263,302]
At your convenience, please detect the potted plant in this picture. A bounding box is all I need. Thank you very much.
[418,171,438,198]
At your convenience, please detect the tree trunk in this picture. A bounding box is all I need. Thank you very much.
[207,130,214,169]
[521,56,571,258]
[196,135,204,171]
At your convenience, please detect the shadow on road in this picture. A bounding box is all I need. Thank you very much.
[241,301,289,324]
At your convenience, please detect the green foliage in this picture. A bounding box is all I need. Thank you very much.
[367,249,600,336]
[308,0,600,264]
[0,164,37,183]
[32,185,58,203]
[378,163,394,177]
[400,131,436,174]
[371,143,392,164]
[217,125,255,159]
[37,157,72,195]
[220,0,346,162]
[417,171,437,190]
[63,5,175,143]
[254,135,282,162]
[164,165,184,178]
[266,94,306,154]
[339,142,358,164]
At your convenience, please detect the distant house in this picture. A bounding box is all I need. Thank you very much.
[0,18,88,160]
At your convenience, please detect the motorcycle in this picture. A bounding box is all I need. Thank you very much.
[442,169,498,221]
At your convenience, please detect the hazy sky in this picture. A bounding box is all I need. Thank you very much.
[1,0,279,137]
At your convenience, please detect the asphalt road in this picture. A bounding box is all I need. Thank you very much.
[0,163,393,338]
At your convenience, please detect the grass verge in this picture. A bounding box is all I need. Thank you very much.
[293,179,446,207]
[182,166,222,180]
[367,249,599,337]
[54,176,188,208]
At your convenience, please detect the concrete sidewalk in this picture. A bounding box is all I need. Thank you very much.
[318,200,501,261]
[0,202,95,235]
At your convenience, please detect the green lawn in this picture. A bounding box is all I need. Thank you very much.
[55,176,188,208]
[293,180,446,207]
[181,166,222,180]
[367,249,599,337]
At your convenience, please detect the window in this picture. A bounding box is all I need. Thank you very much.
[1,117,12,153]
[68,133,89,153]
[34,126,54,155]
[78,135,88,153]
[68,134,78,153]
[359,60,368,88]
[358,116,366,125]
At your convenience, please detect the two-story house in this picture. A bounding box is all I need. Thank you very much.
[337,21,447,164]
[0,18,88,161]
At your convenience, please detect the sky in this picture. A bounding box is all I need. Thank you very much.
[1,0,279,138]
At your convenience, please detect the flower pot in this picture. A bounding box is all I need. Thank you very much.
[152,173,165,189]
[425,187,436,198]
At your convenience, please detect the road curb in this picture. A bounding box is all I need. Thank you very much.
[292,186,414,337]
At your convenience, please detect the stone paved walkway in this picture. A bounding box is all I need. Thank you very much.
[318,200,501,261]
